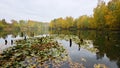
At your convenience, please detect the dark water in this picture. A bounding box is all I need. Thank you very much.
[50,30,120,68]
[0,30,120,68]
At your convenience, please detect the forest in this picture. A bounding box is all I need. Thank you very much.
[49,0,120,30]
[0,0,120,31]
[0,19,48,32]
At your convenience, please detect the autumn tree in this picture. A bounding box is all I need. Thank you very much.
[65,16,74,28]
[77,15,90,29]
[93,0,108,29]
[11,20,20,30]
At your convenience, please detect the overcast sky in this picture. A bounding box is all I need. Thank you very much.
[0,0,109,22]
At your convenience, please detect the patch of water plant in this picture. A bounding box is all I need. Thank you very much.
[55,34,99,53]
[0,36,84,68]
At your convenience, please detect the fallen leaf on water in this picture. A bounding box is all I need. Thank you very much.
[81,57,86,62]
[94,63,108,68]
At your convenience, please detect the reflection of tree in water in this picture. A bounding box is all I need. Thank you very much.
[20,32,24,37]
[78,43,81,51]
[0,29,47,39]
[0,30,19,39]
[94,31,120,68]
[50,30,97,40]
[51,30,120,68]
[96,52,104,60]
[1,29,120,67]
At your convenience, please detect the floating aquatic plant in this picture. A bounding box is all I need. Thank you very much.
[0,36,84,68]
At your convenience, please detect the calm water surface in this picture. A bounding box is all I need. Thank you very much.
[0,30,120,68]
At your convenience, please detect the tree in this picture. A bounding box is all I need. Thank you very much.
[65,16,74,28]
[93,1,108,29]
[89,16,97,29]
[105,0,120,28]
[77,15,89,29]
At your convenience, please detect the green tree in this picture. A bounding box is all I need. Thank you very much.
[93,1,107,29]
[77,15,89,29]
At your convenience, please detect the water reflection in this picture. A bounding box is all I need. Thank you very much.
[50,30,120,68]
[24,35,27,40]
[21,32,24,37]
[0,30,49,51]
[0,29,120,68]
[78,44,81,51]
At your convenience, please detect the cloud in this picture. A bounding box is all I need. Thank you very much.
[0,0,110,22]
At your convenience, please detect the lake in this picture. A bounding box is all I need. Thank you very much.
[0,30,120,68]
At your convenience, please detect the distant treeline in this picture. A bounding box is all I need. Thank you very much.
[0,19,49,31]
[49,0,120,30]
